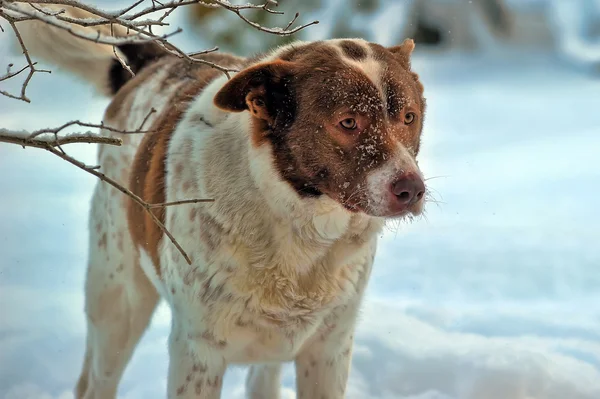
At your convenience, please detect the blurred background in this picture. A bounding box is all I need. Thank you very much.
[1,1,600,398]
[185,0,600,73]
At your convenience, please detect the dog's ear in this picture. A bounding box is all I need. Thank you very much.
[214,60,297,126]
[388,39,415,70]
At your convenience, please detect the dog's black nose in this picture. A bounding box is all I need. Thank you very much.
[391,173,425,205]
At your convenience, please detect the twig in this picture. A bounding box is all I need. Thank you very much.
[0,126,213,265]
[0,62,32,82]
[0,129,122,148]
[111,23,134,77]
[188,46,219,57]
[26,120,154,138]
[1,19,51,102]
[138,108,157,131]
[148,199,214,208]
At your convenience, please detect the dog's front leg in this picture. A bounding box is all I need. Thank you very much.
[295,325,355,399]
[167,324,227,399]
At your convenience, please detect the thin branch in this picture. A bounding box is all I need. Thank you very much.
[111,23,134,77]
[0,125,214,265]
[188,46,219,57]
[138,107,157,131]
[0,129,123,148]
[0,62,32,82]
[1,19,51,102]
[26,120,154,138]
[148,199,214,208]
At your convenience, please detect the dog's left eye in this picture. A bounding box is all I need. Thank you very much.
[340,118,357,130]
[404,112,416,125]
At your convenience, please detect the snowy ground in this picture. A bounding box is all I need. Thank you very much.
[2,8,600,399]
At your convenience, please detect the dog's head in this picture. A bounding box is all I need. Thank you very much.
[214,38,426,219]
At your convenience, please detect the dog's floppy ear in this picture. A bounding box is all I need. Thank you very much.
[388,39,415,70]
[214,60,297,126]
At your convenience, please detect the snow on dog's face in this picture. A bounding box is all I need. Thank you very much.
[214,38,426,218]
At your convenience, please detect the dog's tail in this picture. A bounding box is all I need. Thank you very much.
[13,4,165,96]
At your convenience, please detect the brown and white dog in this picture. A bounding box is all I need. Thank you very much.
[17,7,427,399]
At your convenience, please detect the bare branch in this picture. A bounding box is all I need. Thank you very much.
[0,19,51,102]
[0,124,214,265]
[110,23,134,77]
[138,108,157,131]
[148,199,214,208]
[0,62,32,82]
[0,129,123,148]
[25,120,154,138]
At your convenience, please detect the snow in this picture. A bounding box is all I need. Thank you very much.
[1,2,600,399]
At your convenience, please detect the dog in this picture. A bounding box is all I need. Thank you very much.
[16,5,427,398]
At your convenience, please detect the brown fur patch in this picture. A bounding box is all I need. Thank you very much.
[338,40,368,60]
[125,56,242,275]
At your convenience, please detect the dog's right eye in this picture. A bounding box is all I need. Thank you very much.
[339,118,357,130]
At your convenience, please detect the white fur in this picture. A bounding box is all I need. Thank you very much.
[367,143,423,216]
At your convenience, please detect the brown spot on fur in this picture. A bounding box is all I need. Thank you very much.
[338,40,367,60]
[207,376,221,388]
[176,385,185,395]
[199,331,227,349]
[98,233,107,248]
[194,380,203,394]
[198,273,225,304]
[188,112,214,128]
[197,212,223,253]
[116,231,124,252]
[193,363,208,373]
[235,317,250,327]
[174,162,184,176]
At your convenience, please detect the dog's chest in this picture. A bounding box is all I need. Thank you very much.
[209,286,355,364]
[163,234,373,363]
